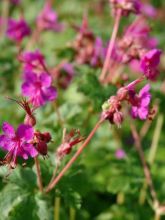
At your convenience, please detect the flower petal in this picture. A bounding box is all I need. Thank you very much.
[40,73,52,87]
[22,143,38,158]
[2,122,15,137]
[21,81,36,96]
[0,135,14,151]
[42,86,57,101]
[138,107,148,120]
[16,124,34,141]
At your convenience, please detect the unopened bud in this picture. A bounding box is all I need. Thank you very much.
[36,141,48,156]
[117,87,128,101]
[43,132,52,143]
[113,111,124,127]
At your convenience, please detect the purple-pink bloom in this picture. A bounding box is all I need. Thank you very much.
[19,50,46,73]
[140,49,162,80]
[115,148,126,159]
[6,18,31,43]
[130,84,151,120]
[22,71,57,107]
[0,122,37,168]
[37,3,64,32]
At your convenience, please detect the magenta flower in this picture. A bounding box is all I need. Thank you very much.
[6,18,31,43]
[37,3,64,32]
[19,50,46,74]
[22,71,57,107]
[115,149,126,159]
[0,122,37,168]
[130,84,151,120]
[140,49,162,80]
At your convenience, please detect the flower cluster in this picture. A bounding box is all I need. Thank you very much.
[101,79,151,125]
[19,50,57,107]
[71,16,106,67]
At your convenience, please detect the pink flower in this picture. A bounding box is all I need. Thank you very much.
[22,71,57,107]
[140,49,162,80]
[130,84,151,120]
[0,122,37,168]
[37,3,64,32]
[6,18,31,43]
[115,149,126,159]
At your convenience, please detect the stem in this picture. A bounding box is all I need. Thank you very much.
[45,118,104,193]
[69,207,76,220]
[34,157,43,192]
[54,196,61,220]
[148,114,164,165]
[99,9,121,82]
[130,124,159,207]
[0,0,9,38]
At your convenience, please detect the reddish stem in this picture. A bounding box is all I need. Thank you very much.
[34,157,44,192]
[99,9,122,82]
[45,118,104,193]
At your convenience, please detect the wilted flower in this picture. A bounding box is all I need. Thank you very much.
[0,122,37,168]
[56,129,84,162]
[130,84,151,120]
[140,49,162,80]
[37,3,64,32]
[33,132,51,156]
[21,71,57,107]
[110,0,141,16]
[6,18,31,43]
[52,62,75,89]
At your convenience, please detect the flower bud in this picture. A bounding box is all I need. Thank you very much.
[117,87,128,101]
[36,141,48,156]
[43,132,52,143]
[113,111,124,127]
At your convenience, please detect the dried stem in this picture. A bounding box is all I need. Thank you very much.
[99,9,121,82]
[34,157,43,192]
[130,124,159,208]
[45,118,104,193]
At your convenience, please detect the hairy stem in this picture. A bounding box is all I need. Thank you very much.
[130,124,159,207]
[45,118,104,193]
[34,157,43,192]
[99,9,121,82]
